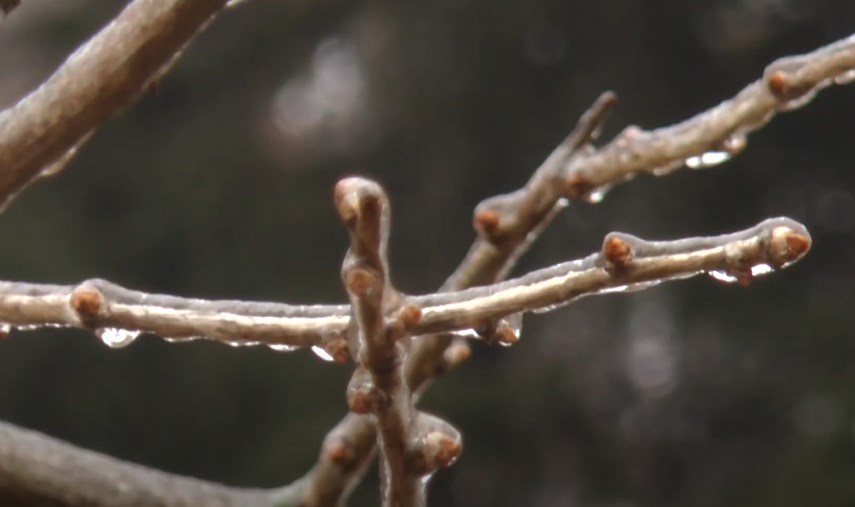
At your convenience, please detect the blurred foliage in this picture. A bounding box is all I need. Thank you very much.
[1,0,855,506]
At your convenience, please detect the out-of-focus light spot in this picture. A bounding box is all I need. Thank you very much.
[270,37,369,156]
[623,299,680,398]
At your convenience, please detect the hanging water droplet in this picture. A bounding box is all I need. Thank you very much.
[224,339,261,347]
[312,345,335,362]
[722,133,747,155]
[651,160,683,176]
[268,343,299,352]
[750,263,774,276]
[555,197,570,209]
[708,270,739,284]
[583,185,612,204]
[779,86,822,112]
[451,328,481,339]
[834,69,855,85]
[162,336,200,344]
[685,151,731,169]
[97,328,140,349]
[495,313,523,347]
[0,323,11,339]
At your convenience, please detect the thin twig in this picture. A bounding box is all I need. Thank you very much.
[0,0,229,209]
[563,33,855,197]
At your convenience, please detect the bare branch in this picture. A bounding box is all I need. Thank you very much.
[564,33,855,196]
[0,421,301,507]
[0,0,229,209]
[0,278,350,352]
[335,177,461,507]
[292,34,855,504]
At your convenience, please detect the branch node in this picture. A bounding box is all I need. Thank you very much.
[602,235,634,270]
[70,285,106,326]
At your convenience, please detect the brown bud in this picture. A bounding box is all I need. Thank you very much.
[602,235,633,270]
[70,286,105,324]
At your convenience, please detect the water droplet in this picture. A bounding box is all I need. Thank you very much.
[834,69,855,85]
[685,151,731,169]
[722,133,747,155]
[311,345,335,361]
[496,313,523,347]
[651,160,683,176]
[583,185,612,203]
[224,340,261,347]
[451,328,481,339]
[708,270,739,284]
[750,263,774,276]
[97,328,140,349]
[779,86,822,112]
[268,343,299,352]
[0,323,11,339]
[162,336,200,344]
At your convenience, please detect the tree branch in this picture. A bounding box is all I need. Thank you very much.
[0,421,302,507]
[336,177,461,507]
[294,33,855,505]
[563,33,855,197]
[0,0,229,209]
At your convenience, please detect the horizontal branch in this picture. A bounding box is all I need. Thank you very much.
[0,0,229,208]
[0,218,810,349]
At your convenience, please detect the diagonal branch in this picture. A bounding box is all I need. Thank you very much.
[563,33,855,197]
[0,0,229,209]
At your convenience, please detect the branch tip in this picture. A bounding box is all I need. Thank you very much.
[769,226,811,267]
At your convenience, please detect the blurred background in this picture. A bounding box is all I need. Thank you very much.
[1,1,854,506]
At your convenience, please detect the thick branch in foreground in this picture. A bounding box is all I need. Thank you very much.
[0,421,300,507]
[336,177,461,507]
[0,0,229,208]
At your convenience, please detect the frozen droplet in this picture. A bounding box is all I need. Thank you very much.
[311,345,335,361]
[225,340,261,347]
[685,151,731,169]
[583,185,611,204]
[651,160,683,176]
[835,69,855,85]
[162,336,200,344]
[750,263,774,276]
[268,343,299,352]
[97,328,140,349]
[708,270,739,284]
[451,328,481,339]
[779,87,822,112]
[599,280,659,294]
[722,133,747,155]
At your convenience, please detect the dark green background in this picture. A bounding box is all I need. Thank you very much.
[0,1,854,505]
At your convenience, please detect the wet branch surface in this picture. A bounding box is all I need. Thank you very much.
[0,7,849,507]
[0,0,229,209]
